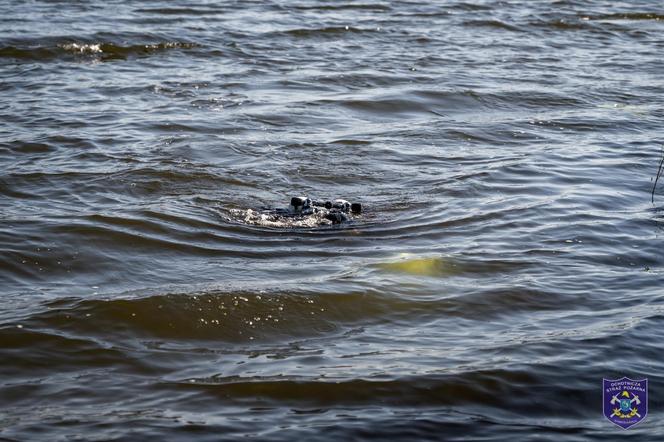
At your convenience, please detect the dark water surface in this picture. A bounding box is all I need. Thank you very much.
[2,0,664,440]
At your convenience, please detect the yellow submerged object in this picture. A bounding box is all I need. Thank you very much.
[376,254,458,277]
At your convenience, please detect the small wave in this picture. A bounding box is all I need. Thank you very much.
[292,4,392,11]
[59,43,103,54]
[0,140,55,155]
[20,289,401,343]
[134,7,224,16]
[448,2,494,11]
[164,367,592,415]
[0,41,200,62]
[541,18,593,30]
[462,19,522,32]
[12,276,578,345]
[586,12,664,21]
[277,26,378,39]
[320,89,487,118]
[61,41,200,59]
[486,89,587,109]
[0,326,147,374]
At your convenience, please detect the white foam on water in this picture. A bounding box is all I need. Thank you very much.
[230,208,334,228]
[59,43,103,53]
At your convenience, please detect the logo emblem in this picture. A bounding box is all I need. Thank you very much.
[603,377,648,429]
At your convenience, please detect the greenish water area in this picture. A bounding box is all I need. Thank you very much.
[1,0,663,440]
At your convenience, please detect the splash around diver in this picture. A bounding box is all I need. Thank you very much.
[232,196,362,228]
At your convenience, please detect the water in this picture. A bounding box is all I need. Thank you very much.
[1,0,664,440]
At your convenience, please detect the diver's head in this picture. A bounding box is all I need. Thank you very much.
[333,199,351,212]
[290,196,311,212]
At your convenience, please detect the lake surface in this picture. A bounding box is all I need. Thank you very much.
[1,0,664,440]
